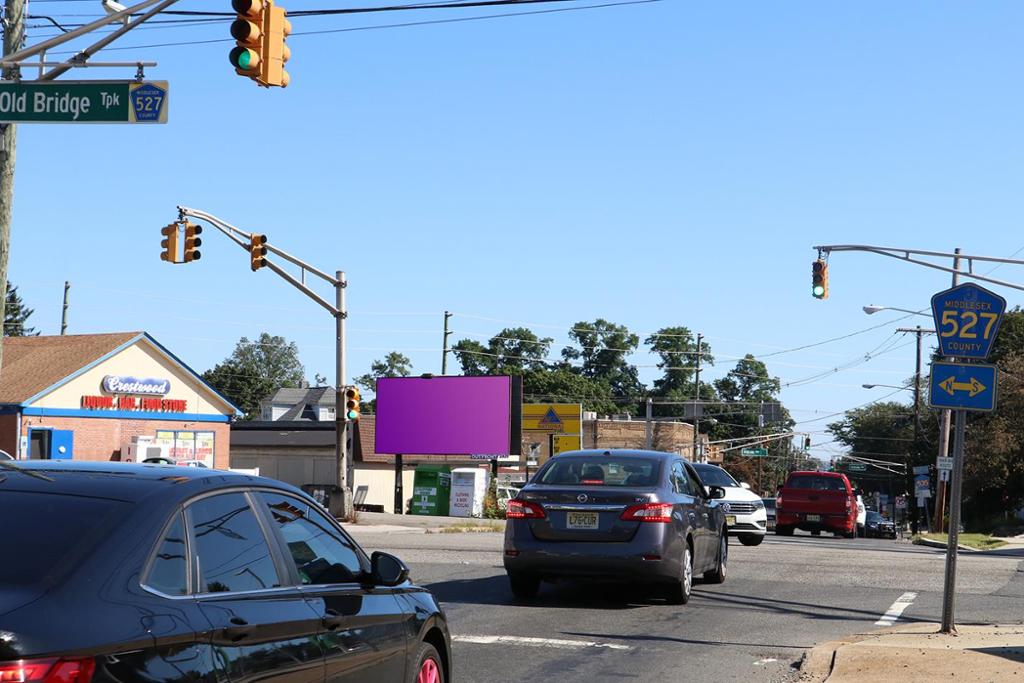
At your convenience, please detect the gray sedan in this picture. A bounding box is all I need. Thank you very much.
[504,449,729,604]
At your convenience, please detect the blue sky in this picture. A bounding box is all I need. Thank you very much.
[8,1,1024,461]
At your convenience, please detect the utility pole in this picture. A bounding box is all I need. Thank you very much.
[645,397,653,449]
[692,333,703,462]
[441,310,452,374]
[0,0,25,373]
[897,325,935,531]
[60,281,70,334]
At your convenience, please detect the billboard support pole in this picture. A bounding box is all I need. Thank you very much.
[394,454,404,515]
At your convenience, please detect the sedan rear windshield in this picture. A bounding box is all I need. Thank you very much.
[786,475,847,491]
[0,490,129,585]
[536,456,662,487]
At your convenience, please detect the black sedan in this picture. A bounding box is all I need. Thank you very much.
[0,460,450,683]
[865,510,897,538]
[504,449,729,604]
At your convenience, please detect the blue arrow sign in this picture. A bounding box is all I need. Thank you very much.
[931,283,1006,359]
[929,361,998,412]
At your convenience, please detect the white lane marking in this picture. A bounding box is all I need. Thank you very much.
[753,658,778,666]
[875,591,918,626]
[453,635,631,651]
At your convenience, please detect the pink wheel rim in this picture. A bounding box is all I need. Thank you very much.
[418,657,440,683]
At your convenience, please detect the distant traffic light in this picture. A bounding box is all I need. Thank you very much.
[160,223,179,263]
[812,259,829,299]
[229,0,290,87]
[345,387,361,421]
[183,222,203,263]
[250,233,268,270]
[804,435,811,450]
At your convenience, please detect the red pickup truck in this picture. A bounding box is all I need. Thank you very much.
[775,471,858,538]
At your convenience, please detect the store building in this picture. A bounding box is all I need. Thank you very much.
[0,332,238,466]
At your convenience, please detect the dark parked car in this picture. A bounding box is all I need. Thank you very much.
[0,461,451,683]
[865,510,897,538]
[762,497,776,530]
[504,449,729,604]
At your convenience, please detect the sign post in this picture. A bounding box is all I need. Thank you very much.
[929,281,1006,634]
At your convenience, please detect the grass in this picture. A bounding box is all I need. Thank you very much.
[913,533,1008,551]
[433,521,505,534]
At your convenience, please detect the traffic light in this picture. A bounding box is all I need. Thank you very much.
[160,223,179,263]
[812,259,829,299]
[229,0,291,87]
[345,387,361,421]
[183,222,202,263]
[804,435,811,450]
[250,233,268,270]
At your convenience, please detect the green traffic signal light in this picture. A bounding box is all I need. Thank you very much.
[230,46,259,71]
[812,283,825,297]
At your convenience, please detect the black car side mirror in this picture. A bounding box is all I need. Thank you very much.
[707,486,727,500]
[370,551,409,587]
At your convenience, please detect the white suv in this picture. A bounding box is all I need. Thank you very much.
[693,463,768,546]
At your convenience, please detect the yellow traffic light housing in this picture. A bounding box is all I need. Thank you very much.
[812,259,829,299]
[229,0,290,87]
[160,223,179,263]
[250,233,268,270]
[345,387,361,421]
[183,222,203,263]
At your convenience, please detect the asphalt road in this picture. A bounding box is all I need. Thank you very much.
[348,527,1024,683]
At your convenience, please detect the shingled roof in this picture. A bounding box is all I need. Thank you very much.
[0,332,139,404]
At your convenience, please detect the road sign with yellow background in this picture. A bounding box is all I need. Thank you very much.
[552,434,582,455]
[522,403,581,433]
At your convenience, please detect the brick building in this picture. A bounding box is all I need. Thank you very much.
[0,332,237,466]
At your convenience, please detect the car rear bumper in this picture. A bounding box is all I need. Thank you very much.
[777,511,855,533]
[503,522,683,583]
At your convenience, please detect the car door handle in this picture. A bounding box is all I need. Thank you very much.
[322,609,346,631]
[222,617,251,643]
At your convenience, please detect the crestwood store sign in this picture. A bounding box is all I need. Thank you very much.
[81,375,187,413]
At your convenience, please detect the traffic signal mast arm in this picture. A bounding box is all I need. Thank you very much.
[176,206,342,316]
[813,245,1024,293]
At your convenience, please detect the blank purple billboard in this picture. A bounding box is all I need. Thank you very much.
[375,376,514,455]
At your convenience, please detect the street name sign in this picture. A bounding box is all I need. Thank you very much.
[848,463,867,472]
[0,81,168,124]
[740,447,768,457]
[929,361,998,412]
[931,282,1006,359]
[937,456,953,471]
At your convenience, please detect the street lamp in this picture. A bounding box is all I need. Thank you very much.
[862,383,911,390]
[862,304,930,318]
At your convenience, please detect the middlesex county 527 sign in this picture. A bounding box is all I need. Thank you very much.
[0,80,168,124]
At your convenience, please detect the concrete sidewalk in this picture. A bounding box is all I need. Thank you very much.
[345,510,505,533]
[798,623,1024,682]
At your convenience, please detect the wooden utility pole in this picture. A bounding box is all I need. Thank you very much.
[0,0,25,371]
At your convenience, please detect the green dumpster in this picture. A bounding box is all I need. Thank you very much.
[411,465,451,516]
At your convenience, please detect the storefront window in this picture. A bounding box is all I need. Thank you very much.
[155,429,215,467]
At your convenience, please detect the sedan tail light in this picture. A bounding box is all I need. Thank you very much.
[620,502,673,523]
[506,500,546,519]
[0,658,95,683]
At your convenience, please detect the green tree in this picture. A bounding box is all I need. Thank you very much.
[203,333,306,420]
[354,351,413,411]
[452,327,553,376]
[562,319,643,410]
[522,367,619,416]
[3,283,37,337]
[645,326,710,396]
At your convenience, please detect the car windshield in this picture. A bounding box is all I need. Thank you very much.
[867,511,885,523]
[0,490,129,586]
[786,475,847,491]
[693,465,739,488]
[536,456,662,487]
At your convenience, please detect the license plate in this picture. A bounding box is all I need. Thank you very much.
[806,514,821,522]
[726,515,737,526]
[567,512,599,530]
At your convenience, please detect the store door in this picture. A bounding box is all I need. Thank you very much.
[27,429,73,459]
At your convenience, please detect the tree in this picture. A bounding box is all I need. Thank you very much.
[522,367,619,416]
[3,283,37,336]
[451,327,553,376]
[562,319,644,410]
[203,333,306,420]
[645,326,710,396]
[354,351,413,397]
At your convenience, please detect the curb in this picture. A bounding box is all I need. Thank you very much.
[912,537,977,552]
